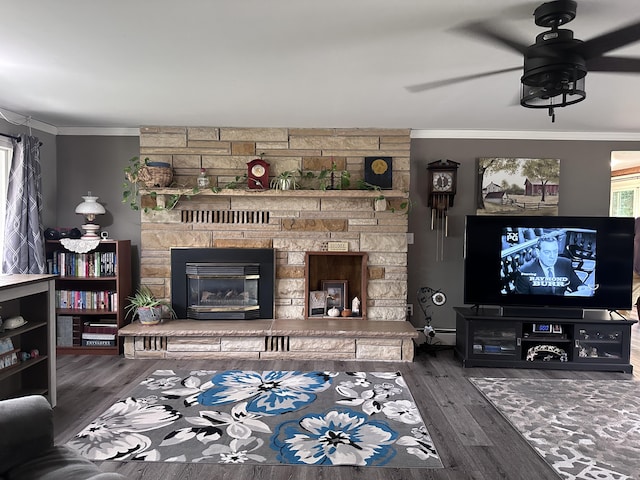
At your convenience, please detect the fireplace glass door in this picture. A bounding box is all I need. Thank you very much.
[186,263,260,319]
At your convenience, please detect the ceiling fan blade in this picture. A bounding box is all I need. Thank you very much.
[405,66,522,93]
[455,20,530,55]
[587,56,640,73]
[577,20,640,59]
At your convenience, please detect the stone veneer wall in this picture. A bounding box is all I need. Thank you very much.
[138,127,411,321]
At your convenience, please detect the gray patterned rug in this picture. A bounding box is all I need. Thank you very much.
[67,369,443,468]
[469,377,640,480]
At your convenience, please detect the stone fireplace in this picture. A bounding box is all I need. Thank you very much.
[120,126,417,361]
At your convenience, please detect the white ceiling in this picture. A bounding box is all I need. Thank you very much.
[2,0,640,136]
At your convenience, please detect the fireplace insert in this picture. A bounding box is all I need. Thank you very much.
[171,248,275,320]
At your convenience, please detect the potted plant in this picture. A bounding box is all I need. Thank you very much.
[124,286,176,325]
[270,170,298,190]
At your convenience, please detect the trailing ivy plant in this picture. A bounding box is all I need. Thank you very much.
[356,179,384,199]
[356,178,410,213]
[122,156,147,211]
[210,174,248,193]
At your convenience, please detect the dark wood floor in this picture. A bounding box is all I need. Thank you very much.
[53,319,639,480]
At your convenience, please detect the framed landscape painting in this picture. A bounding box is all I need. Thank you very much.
[476,157,560,216]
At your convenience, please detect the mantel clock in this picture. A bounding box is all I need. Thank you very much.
[247,158,270,190]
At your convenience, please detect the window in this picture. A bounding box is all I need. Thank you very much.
[0,139,12,272]
[611,176,640,218]
[610,151,640,219]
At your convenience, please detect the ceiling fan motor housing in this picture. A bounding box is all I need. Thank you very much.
[521,28,586,108]
[534,0,577,28]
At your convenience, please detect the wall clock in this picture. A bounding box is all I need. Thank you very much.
[247,158,269,189]
[364,156,393,189]
[426,159,460,260]
[427,159,459,204]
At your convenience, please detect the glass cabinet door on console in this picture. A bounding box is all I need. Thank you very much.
[573,324,630,364]
[468,321,519,360]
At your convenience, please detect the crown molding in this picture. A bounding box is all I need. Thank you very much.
[56,127,140,136]
[4,110,640,142]
[410,129,640,142]
[0,107,58,135]
[53,128,640,140]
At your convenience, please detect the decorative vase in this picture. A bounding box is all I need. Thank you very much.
[278,178,293,190]
[137,306,163,325]
[374,197,387,211]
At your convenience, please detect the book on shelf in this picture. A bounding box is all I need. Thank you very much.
[81,332,117,347]
[72,316,83,346]
[83,321,118,335]
[56,315,74,347]
[81,338,117,347]
[55,289,118,311]
[48,250,118,277]
[81,332,116,341]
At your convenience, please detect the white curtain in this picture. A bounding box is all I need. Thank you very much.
[2,134,46,273]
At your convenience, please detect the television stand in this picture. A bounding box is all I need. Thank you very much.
[499,306,585,319]
[454,307,636,373]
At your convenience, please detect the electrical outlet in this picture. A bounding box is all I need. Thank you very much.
[406,304,413,316]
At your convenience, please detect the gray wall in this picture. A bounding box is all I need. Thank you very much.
[56,136,140,282]
[408,138,640,331]
[50,134,640,328]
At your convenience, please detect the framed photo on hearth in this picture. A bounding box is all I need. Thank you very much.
[309,290,328,316]
[322,280,348,311]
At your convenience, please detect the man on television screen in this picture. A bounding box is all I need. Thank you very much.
[515,235,592,296]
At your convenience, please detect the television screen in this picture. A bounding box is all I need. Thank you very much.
[464,215,634,314]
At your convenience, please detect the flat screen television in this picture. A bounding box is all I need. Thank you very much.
[463,215,635,318]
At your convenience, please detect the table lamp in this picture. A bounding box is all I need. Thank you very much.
[75,192,106,239]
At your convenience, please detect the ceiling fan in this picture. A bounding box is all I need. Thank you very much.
[407,0,640,122]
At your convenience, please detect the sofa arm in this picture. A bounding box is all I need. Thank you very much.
[0,395,54,474]
[6,446,129,480]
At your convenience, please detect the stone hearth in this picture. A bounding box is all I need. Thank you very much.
[119,319,417,361]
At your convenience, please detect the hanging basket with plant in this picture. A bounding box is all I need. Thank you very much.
[123,157,178,211]
[137,162,173,188]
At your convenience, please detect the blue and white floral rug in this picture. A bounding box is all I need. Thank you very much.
[470,377,640,480]
[67,370,443,468]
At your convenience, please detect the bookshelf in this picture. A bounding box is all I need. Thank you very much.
[0,275,56,406]
[45,239,132,355]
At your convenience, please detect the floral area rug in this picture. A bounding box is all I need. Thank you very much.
[469,377,640,480]
[67,370,443,468]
